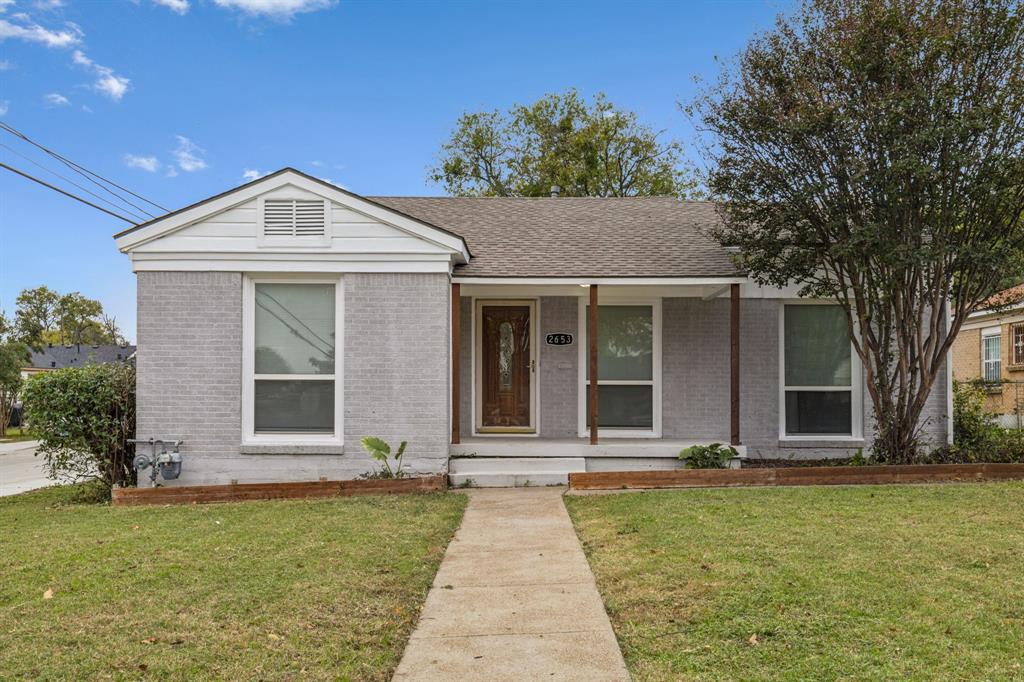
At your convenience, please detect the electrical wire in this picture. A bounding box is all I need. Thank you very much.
[0,162,137,224]
[0,142,149,223]
[0,120,169,217]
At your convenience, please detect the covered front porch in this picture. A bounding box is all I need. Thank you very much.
[448,278,754,484]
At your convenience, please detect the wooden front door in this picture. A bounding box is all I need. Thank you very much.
[480,304,533,429]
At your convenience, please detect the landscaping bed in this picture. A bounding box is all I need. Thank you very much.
[0,484,467,680]
[566,482,1024,680]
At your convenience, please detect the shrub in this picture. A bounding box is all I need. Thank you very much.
[360,436,408,478]
[21,363,136,491]
[680,443,737,469]
[924,380,1024,464]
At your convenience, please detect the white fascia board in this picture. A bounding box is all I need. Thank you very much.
[129,254,452,273]
[115,171,469,262]
[451,276,748,286]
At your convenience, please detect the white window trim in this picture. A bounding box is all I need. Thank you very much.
[577,297,663,439]
[256,195,332,248]
[982,326,1002,382]
[241,274,344,446]
[778,301,863,441]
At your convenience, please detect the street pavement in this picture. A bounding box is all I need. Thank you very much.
[0,440,53,496]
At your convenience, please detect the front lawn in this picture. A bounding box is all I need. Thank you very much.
[566,483,1024,681]
[0,485,466,680]
[0,426,38,443]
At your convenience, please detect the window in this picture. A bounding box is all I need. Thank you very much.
[982,327,1002,382]
[1013,324,1024,366]
[581,303,660,435]
[782,304,858,437]
[244,278,342,442]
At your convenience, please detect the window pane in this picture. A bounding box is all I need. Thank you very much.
[254,380,334,433]
[785,391,852,435]
[784,305,851,387]
[983,335,1001,381]
[586,384,653,429]
[255,283,335,374]
[1014,326,1024,365]
[586,305,653,381]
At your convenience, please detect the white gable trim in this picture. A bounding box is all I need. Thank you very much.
[114,170,470,263]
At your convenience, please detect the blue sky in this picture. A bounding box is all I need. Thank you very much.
[0,0,788,341]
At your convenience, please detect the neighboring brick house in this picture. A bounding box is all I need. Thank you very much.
[114,168,951,487]
[953,283,1024,428]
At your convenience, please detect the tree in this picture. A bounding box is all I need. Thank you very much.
[14,286,60,351]
[691,0,1024,462]
[56,292,104,347]
[0,312,30,437]
[431,89,700,198]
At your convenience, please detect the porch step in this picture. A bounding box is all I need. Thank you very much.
[448,457,586,488]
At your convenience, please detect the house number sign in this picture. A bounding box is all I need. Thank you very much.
[545,333,574,346]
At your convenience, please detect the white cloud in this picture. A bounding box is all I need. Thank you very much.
[124,154,160,172]
[0,59,11,70]
[43,92,68,106]
[212,0,334,18]
[72,49,129,101]
[310,160,324,168]
[80,104,92,113]
[173,135,207,172]
[165,166,178,178]
[0,0,14,13]
[0,100,8,116]
[242,168,272,182]
[34,0,65,9]
[152,0,189,14]
[0,17,81,47]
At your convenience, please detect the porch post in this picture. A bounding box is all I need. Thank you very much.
[451,282,461,445]
[589,284,599,445]
[730,283,741,446]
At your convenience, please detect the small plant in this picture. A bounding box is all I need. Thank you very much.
[680,443,737,469]
[360,436,408,479]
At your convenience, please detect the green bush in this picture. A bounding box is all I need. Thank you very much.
[680,443,737,469]
[926,380,1024,463]
[21,363,136,491]
[360,436,408,478]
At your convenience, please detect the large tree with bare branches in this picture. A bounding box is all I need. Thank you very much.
[691,0,1024,461]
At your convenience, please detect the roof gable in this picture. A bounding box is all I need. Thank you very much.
[114,169,470,263]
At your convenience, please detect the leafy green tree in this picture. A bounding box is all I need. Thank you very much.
[431,89,699,197]
[56,292,104,347]
[691,0,1024,462]
[14,286,60,351]
[0,340,29,437]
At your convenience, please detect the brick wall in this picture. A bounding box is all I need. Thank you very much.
[136,271,450,486]
[539,296,579,437]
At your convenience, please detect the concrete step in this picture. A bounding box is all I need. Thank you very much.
[449,457,586,474]
[449,472,572,488]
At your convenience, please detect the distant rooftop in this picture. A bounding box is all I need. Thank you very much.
[27,344,137,371]
[979,282,1024,311]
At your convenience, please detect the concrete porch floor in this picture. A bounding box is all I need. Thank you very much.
[450,437,748,459]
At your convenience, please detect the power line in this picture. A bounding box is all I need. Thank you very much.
[0,142,149,223]
[1,162,137,224]
[0,120,169,216]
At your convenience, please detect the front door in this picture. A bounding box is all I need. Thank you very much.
[479,303,534,431]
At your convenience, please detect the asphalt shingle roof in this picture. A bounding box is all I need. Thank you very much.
[28,344,136,370]
[367,196,740,278]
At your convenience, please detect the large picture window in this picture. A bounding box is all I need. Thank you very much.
[782,304,858,437]
[581,303,660,435]
[982,328,1002,382]
[244,278,341,442]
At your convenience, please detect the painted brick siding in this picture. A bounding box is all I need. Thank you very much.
[343,273,450,475]
[136,271,450,486]
[459,297,472,437]
[539,297,579,437]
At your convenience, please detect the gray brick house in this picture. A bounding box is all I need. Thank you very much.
[116,168,951,486]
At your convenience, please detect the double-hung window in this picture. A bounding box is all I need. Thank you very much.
[782,304,858,437]
[244,278,342,443]
[982,327,1002,382]
[1013,324,1024,366]
[581,303,661,436]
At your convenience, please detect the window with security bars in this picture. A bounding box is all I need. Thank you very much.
[1013,324,1024,366]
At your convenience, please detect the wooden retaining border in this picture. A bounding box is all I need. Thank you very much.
[112,474,447,507]
[568,463,1024,491]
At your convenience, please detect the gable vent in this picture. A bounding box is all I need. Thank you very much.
[263,199,327,238]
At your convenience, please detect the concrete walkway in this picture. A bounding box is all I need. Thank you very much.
[0,441,50,497]
[393,487,629,682]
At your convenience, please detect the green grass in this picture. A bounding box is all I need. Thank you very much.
[566,483,1024,681]
[0,485,466,681]
[0,427,38,443]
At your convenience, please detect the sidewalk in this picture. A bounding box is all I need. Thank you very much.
[0,441,50,497]
[393,487,629,682]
